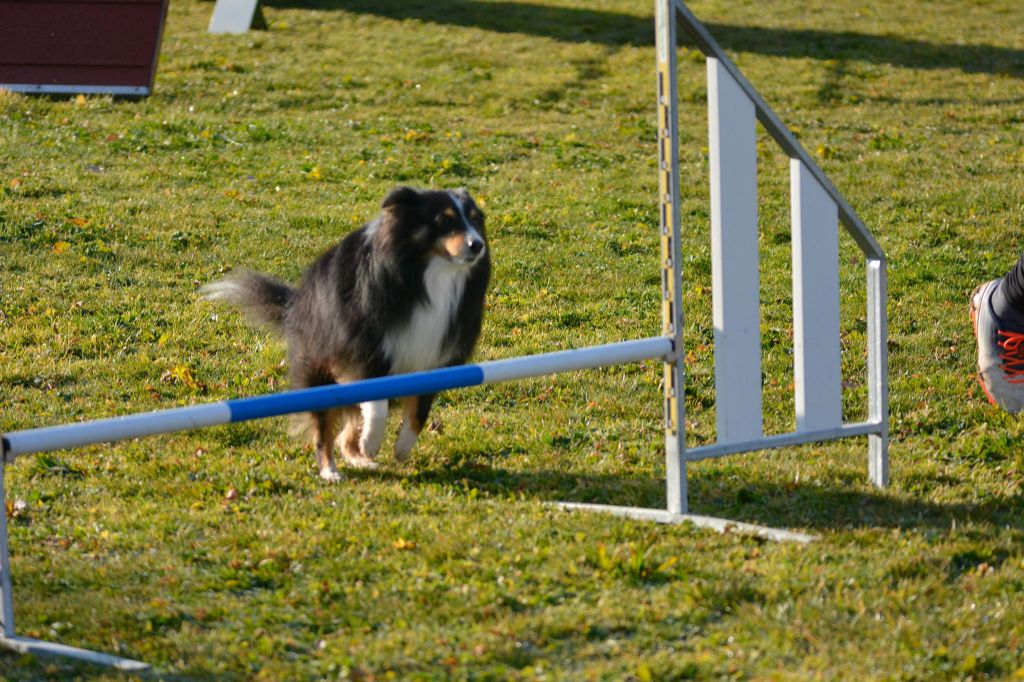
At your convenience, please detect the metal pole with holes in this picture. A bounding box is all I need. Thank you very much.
[656,0,688,515]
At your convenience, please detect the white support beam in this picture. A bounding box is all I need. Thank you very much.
[867,258,890,486]
[707,57,763,444]
[791,159,843,432]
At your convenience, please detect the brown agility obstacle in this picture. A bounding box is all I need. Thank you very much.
[0,0,169,96]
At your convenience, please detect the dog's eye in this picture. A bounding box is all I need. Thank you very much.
[434,214,459,232]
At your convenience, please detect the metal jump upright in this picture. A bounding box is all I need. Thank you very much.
[0,0,887,670]
[560,0,888,526]
[660,0,889,496]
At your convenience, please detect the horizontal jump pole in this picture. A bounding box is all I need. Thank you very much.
[2,336,674,460]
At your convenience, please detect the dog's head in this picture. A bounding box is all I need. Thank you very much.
[378,186,487,266]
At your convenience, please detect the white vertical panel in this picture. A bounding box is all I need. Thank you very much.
[209,0,260,34]
[707,58,763,444]
[791,159,842,431]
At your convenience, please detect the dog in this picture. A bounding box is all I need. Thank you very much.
[202,187,490,481]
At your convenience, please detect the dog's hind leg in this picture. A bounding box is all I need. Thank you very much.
[313,409,344,482]
[395,393,435,462]
[291,360,344,481]
[336,406,379,470]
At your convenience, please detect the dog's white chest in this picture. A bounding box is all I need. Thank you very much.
[384,258,468,374]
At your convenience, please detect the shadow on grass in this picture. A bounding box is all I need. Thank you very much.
[365,457,1024,534]
[264,0,1024,79]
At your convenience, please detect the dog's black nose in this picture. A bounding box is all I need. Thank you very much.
[467,238,484,255]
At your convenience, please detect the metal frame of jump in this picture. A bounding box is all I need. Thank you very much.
[0,0,887,671]
[648,0,889,507]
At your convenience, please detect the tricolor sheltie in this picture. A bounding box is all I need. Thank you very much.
[202,187,490,481]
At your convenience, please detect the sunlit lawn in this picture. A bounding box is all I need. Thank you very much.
[1,0,1023,678]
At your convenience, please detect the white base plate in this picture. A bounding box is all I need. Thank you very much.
[0,634,150,672]
[553,501,817,543]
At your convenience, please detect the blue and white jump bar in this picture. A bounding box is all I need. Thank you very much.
[1,337,673,460]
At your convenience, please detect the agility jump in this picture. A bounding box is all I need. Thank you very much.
[0,0,887,670]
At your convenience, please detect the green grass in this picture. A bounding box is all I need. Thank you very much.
[2,0,1024,678]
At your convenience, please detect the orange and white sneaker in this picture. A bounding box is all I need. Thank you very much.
[971,279,1024,413]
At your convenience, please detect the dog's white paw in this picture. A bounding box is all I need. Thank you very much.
[394,423,419,462]
[319,467,344,482]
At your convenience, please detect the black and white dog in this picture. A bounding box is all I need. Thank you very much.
[203,187,490,481]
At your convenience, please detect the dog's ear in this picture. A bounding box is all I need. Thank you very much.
[381,186,420,211]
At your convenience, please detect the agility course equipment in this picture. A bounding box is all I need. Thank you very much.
[0,0,169,96]
[208,0,263,34]
[0,339,674,671]
[654,0,889,519]
[0,0,887,670]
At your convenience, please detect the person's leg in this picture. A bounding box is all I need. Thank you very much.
[972,253,1024,412]
[991,254,1024,326]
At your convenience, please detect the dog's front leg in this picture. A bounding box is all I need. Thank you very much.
[357,399,388,464]
[396,394,436,461]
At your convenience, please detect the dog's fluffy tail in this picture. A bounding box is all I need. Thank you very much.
[200,270,296,332]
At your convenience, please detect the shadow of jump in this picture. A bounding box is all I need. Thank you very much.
[360,456,1024,534]
[263,0,1024,79]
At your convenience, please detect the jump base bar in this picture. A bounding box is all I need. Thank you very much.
[0,635,150,672]
[554,502,817,543]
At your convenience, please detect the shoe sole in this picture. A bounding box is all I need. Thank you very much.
[970,281,999,407]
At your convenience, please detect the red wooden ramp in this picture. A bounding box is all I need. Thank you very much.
[0,0,168,96]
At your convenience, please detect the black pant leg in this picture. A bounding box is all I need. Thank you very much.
[1001,252,1024,312]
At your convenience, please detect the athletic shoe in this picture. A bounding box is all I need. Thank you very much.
[971,279,1024,413]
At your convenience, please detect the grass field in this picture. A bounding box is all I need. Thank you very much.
[2,0,1024,679]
